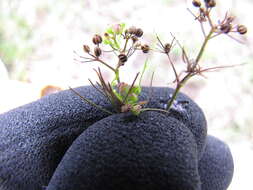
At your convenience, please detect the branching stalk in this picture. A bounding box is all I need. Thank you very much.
[166,29,214,110]
[69,87,113,115]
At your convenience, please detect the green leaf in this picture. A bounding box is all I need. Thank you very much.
[103,39,111,45]
[120,23,126,29]
[119,23,126,34]
[127,93,138,103]
[106,27,114,35]
[131,86,141,95]
[112,88,123,102]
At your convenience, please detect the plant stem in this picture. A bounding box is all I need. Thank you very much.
[69,87,114,115]
[96,58,116,73]
[122,72,140,104]
[123,36,130,52]
[166,29,214,111]
[113,34,120,50]
[195,29,214,64]
[140,108,170,114]
[166,83,182,110]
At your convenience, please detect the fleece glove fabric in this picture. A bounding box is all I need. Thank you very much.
[0,86,232,190]
[199,135,234,190]
[46,111,201,190]
[0,86,111,190]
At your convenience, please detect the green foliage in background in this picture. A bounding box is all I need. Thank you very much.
[0,1,33,80]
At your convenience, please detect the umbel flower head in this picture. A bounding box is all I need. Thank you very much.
[72,0,247,116]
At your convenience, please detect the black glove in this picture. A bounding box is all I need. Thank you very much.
[0,86,111,190]
[0,86,233,190]
[199,135,234,190]
[46,111,201,190]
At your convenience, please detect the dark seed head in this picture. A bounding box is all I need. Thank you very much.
[83,45,90,53]
[141,44,150,53]
[164,43,172,54]
[135,28,143,37]
[94,47,102,57]
[206,0,216,8]
[118,53,128,64]
[128,26,137,35]
[192,0,201,7]
[92,34,103,45]
[237,25,247,35]
[220,23,232,34]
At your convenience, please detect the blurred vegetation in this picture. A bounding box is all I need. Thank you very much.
[0,1,34,80]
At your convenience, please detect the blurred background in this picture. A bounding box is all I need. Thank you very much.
[0,0,252,189]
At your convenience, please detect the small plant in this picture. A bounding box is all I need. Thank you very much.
[72,0,247,116]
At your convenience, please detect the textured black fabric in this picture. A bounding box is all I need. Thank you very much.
[140,87,207,159]
[0,86,209,190]
[199,135,234,190]
[46,111,201,190]
[0,86,111,190]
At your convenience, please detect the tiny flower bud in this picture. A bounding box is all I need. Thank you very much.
[237,25,247,35]
[83,45,90,53]
[135,28,143,37]
[164,43,171,54]
[113,24,121,34]
[141,44,150,53]
[192,0,201,7]
[118,53,128,65]
[131,104,142,115]
[220,23,232,34]
[128,26,137,35]
[104,32,110,38]
[94,47,102,57]
[92,34,103,45]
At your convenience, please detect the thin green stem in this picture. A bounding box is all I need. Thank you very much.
[140,108,170,114]
[114,69,120,83]
[113,34,120,50]
[166,83,182,110]
[166,29,214,111]
[195,29,214,64]
[122,36,130,52]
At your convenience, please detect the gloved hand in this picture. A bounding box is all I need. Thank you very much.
[46,111,201,190]
[0,86,233,190]
[0,86,111,190]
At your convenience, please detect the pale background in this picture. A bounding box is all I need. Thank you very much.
[0,0,252,189]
